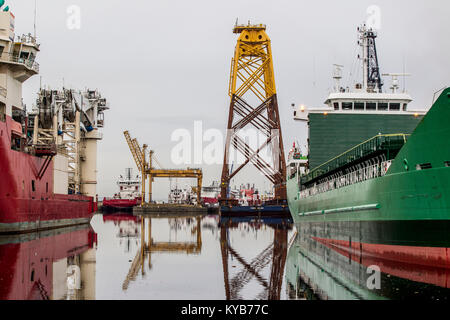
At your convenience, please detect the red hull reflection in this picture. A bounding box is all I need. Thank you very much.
[0,225,96,300]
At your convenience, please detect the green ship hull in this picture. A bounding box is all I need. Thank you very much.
[287,88,450,268]
[285,232,450,300]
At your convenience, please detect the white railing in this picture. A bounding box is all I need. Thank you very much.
[0,53,39,73]
[18,34,39,47]
[299,161,392,199]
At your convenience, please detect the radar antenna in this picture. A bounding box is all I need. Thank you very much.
[382,73,411,94]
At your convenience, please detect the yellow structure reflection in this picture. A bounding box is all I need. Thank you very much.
[219,219,290,300]
[122,214,203,290]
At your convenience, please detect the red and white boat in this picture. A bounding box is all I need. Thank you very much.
[0,7,108,233]
[201,181,220,208]
[102,169,141,211]
[237,184,262,206]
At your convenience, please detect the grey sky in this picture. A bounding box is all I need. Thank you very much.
[13,0,450,199]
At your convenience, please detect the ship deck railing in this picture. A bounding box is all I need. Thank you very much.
[299,160,392,199]
[0,53,40,73]
[302,134,409,185]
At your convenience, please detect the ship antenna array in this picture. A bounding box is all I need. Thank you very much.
[382,73,411,94]
[333,64,344,92]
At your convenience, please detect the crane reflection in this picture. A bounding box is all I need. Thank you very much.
[219,217,293,300]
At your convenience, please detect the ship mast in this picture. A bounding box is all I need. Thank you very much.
[34,0,37,39]
[333,64,343,92]
[358,24,383,92]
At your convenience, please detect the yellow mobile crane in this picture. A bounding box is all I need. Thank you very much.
[124,131,147,204]
[123,130,203,207]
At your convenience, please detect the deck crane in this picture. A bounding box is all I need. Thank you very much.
[123,130,203,206]
[124,131,147,203]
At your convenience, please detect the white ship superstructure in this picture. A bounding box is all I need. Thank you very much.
[116,168,141,200]
[168,185,196,205]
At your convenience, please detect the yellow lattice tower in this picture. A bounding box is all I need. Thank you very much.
[221,23,287,202]
[229,24,276,100]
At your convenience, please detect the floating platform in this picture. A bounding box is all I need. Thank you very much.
[220,204,291,218]
[133,204,207,216]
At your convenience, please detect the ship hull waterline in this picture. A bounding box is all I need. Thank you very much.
[0,116,95,234]
[287,88,450,269]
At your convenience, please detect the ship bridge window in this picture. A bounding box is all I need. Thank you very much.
[11,135,21,150]
[31,180,36,192]
[342,102,353,110]
[389,103,400,111]
[378,103,388,111]
[354,102,365,110]
[366,102,377,110]
[403,103,408,111]
[19,52,30,61]
[333,102,339,110]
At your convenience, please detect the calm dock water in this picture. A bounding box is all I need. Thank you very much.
[1,211,449,300]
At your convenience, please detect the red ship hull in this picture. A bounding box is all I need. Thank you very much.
[0,224,96,300]
[0,117,95,234]
[102,198,139,212]
[201,197,218,205]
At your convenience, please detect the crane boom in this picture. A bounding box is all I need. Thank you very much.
[123,129,203,205]
[124,130,147,205]
[124,131,144,172]
[132,138,144,170]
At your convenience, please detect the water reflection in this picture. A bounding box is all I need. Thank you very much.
[122,214,203,291]
[2,211,449,300]
[0,224,97,300]
[102,213,141,253]
[219,217,293,300]
[93,212,294,299]
[0,212,296,300]
[285,231,450,300]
